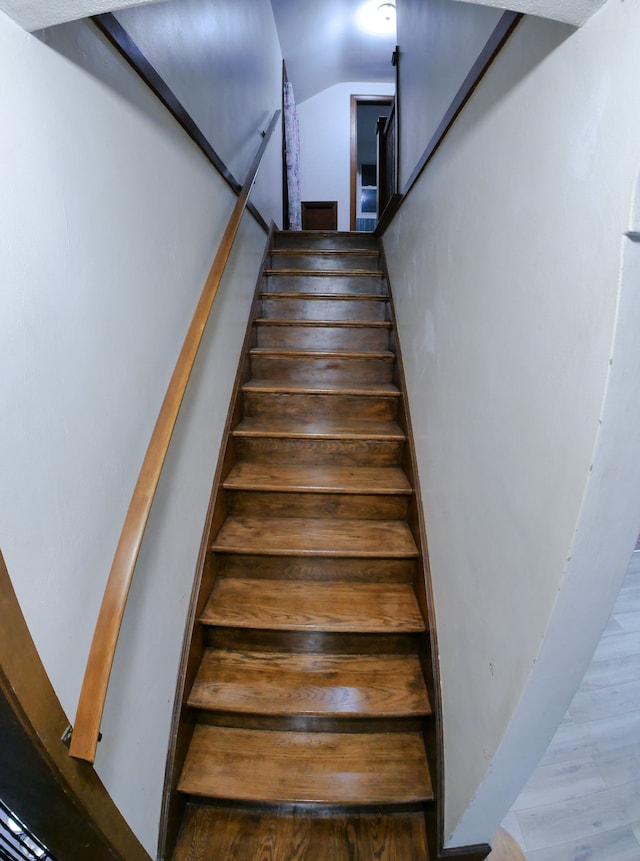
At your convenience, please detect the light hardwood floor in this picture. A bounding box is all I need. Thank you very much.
[502,551,640,860]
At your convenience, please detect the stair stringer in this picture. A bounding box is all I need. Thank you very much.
[159,228,478,860]
[157,225,276,861]
[380,243,491,861]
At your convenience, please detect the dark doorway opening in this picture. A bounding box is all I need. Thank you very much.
[350,95,393,231]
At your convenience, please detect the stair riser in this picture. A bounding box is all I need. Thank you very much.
[256,325,390,352]
[172,230,437,855]
[273,232,378,251]
[269,253,380,272]
[226,490,409,521]
[250,356,394,384]
[264,274,387,294]
[179,793,428,815]
[235,437,404,466]
[261,298,387,322]
[242,392,399,421]
[174,807,430,861]
[215,554,417,583]
[205,627,424,655]
[190,712,426,735]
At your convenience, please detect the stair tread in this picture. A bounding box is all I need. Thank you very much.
[250,347,394,359]
[212,517,419,558]
[201,578,425,632]
[256,318,392,328]
[261,291,386,301]
[189,649,431,717]
[178,726,432,804]
[264,269,384,278]
[224,463,411,494]
[233,417,405,441]
[242,379,401,396]
[271,249,379,257]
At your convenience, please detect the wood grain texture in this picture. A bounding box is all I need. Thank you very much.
[242,389,399,422]
[173,805,429,861]
[201,579,425,632]
[223,463,411,494]
[273,230,378,250]
[261,295,387,321]
[234,435,403,468]
[166,229,438,856]
[242,378,401,396]
[178,726,433,804]
[269,252,381,272]
[233,416,404,441]
[264,268,384,280]
[212,516,419,557]
[225,489,409,521]
[216,554,416,583]
[70,110,280,763]
[188,649,431,717]
[270,249,380,258]
[158,228,274,860]
[256,318,391,327]
[250,354,395,385]
[256,320,391,351]
[264,272,387,294]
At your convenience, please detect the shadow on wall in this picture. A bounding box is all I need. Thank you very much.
[450,19,576,149]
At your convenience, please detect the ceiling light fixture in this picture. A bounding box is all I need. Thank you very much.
[355,0,396,37]
[378,2,396,22]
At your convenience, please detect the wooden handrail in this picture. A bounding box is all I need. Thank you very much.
[69,109,280,763]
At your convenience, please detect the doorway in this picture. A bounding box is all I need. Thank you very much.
[350,95,393,231]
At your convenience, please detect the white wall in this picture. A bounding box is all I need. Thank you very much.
[0,7,280,854]
[384,2,640,847]
[297,81,394,231]
[113,0,282,205]
[398,0,501,190]
[38,0,283,227]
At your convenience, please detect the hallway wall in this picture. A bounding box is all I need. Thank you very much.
[397,0,501,190]
[297,81,394,230]
[37,0,283,226]
[0,5,281,853]
[384,1,640,847]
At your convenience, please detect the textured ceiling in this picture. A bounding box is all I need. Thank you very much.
[450,0,606,26]
[270,0,608,104]
[0,0,608,85]
[0,0,165,32]
[271,0,397,104]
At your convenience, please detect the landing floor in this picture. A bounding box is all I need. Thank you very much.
[503,551,640,860]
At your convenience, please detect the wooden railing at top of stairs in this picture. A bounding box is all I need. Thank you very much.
[69,109,280,764]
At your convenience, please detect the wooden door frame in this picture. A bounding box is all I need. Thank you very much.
[0,550,150,861]
[349,94,394,231]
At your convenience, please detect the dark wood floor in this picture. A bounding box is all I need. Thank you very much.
[174,806,429,861]
[170,230,435,860]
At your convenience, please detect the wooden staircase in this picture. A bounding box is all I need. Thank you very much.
[169,230,437,860]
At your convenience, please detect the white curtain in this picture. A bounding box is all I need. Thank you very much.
[283,81,302,230]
